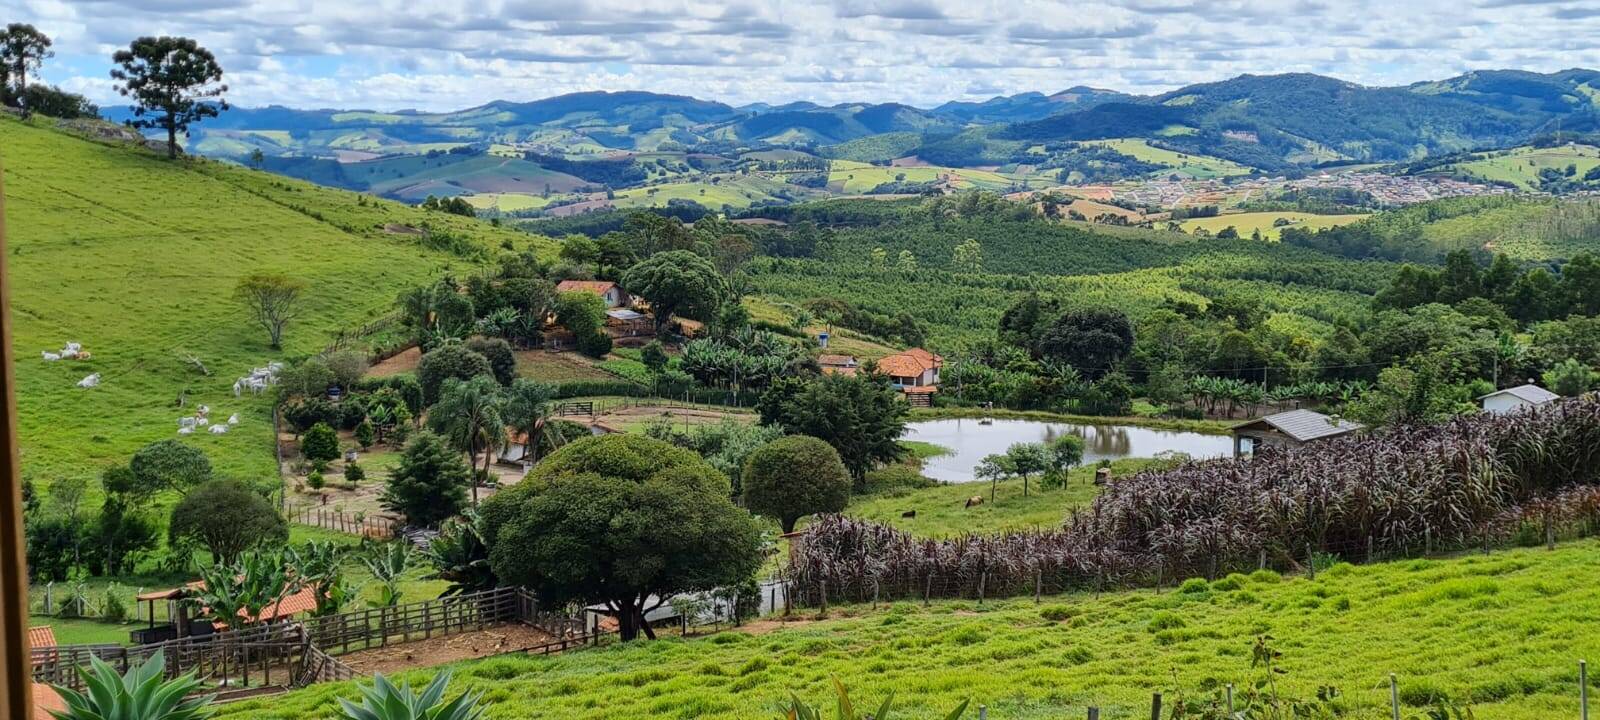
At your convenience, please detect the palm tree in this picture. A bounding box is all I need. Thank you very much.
[503,378,559,466]
[428,375,507,506]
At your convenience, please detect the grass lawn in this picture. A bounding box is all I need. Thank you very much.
[215,541,1600,720]
[1180,211,1369,240]
[461,193,556,212]
[840,459,1148,537]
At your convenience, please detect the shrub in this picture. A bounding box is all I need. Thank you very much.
[1039,604,1075,622]
[576,330,613,359]
[302,422,340,463]
[306,470,325,490]
[354,420,375,450]
[101,584,128,623]
[344,462,366,485]
[1147,611,1186,631]
[1177,577,1210,594]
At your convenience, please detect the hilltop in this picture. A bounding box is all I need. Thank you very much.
[0,115,547,492]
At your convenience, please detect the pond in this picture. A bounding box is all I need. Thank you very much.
[903,418,1233,483]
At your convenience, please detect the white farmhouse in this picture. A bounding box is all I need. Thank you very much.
[1479,383,1560,415]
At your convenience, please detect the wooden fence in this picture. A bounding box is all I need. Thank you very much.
[291,507,399,538]
[32,587,582,695]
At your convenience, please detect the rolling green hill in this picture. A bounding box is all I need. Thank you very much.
[0,116,545,494]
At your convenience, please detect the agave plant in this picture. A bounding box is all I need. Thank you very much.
[777,679,969,720]
[336,671,484,720]
[49,650,215,720]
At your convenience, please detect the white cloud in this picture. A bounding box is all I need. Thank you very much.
[11,0,1600,110]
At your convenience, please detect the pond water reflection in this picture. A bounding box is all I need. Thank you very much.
[904,418,1232,483]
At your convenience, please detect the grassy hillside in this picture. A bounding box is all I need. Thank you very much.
[1434,144,1600,190]
[216,541,1600,719]
[1087,139,1256,179]
[0,117,543,494]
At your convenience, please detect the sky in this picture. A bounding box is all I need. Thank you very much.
[11,0,1600,112]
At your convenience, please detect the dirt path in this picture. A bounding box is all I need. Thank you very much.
[336,624,556,674]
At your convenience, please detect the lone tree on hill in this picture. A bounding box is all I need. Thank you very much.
[743,435,851,533]
[1,23,53,113]
[110,36,228,159]
[234,273,303,349]
[622,250,724,333]
[479,434,763,641]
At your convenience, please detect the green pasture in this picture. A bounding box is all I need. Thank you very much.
[1087,139,1256,179]
[1181,211,1369,240]
[1440,144,1600,190]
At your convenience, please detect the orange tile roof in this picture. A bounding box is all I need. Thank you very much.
[818,354,857,367]
[33,683,67,714]
[229,586,321,627]
[556,280,618,296]
[27,626,56,650]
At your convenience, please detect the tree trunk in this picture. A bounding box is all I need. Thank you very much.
[470,439,481,507]
[615,597,640,641]
[781,517,797,534]
[166,120,178,160]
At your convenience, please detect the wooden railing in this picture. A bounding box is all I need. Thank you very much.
[291,507,398,538]
[32,587,579,695]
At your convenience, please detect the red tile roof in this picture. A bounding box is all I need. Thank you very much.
[33,683,66,714]
[27,626,56,650]
[878,348,941,379]
[556,280,618,296]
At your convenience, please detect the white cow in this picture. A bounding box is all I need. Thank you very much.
[195,404,210,418]
[77,373,101,389]
[208,424,229,434]
[177,426,194,435]
[42,352,61,362]
[227,413,240,425]
[178,417,198,429]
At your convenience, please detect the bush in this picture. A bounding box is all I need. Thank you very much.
[128,439,212,498]
[354,420,375,450]
[1039,604,1075,622]
[302,422,340,463]
[344,462,366,485]
[101,584,128,623]
[306,470,325,490]
[467,337,518,385]
[576,331,613,359]
[742,435,851,533]
[1177,577,1211,594]
[417,345,495,405]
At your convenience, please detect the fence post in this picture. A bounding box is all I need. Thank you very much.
[978,705,987,720]
[1547,512,1556,550]
[1226,683,1234,713]
[1087,707,1099,720]
[1307,543,1316,580]
[1389,673,1400,720]
[1582,660,1589,720]
[819,580,827,615]
[1150,692,1162,720]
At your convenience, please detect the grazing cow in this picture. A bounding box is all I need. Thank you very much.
[901,510,917,519]
[76,373,101,389]
[964,496,984,508]
[195,405,210,418]
[177,426,194,435]
[41,352,60,362]
[227,413,240,425]
[208,424,228,434]
[178,417,198,429]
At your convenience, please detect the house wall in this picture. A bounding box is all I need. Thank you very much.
[1482,394,1531,416]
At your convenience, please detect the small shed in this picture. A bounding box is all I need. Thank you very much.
[1480,383,1560,415]
[1231,409,1363,457]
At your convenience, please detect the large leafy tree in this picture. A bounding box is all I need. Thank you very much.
[110,36,229,159]
[416,344,494,405]
[622,250,724,332]
[742,435,850,533]
[1,23,52,111]
[1035,307,1135,379]
[428,375,508,505]
[168,480,286,565]
[479,435,763,641]
[758,374,908,488]
[128,439,212,500]
[380,431,471,527]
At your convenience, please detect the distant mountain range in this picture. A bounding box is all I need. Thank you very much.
[104,68,1600,205]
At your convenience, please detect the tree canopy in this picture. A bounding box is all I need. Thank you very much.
[742,435,851,533]
[622,250,724,331]
[168,480,286,565]
[758,374,908,487]
[380,431,471,527]
[110,36,228,159]
[479,434,763,641]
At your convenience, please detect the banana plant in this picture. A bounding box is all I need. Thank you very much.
[336,671,484,720]
[48,650,215,720]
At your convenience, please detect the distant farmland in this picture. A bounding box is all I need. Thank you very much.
[1181,211,1369,239]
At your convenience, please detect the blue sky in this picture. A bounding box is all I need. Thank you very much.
[11,0,1600,111]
